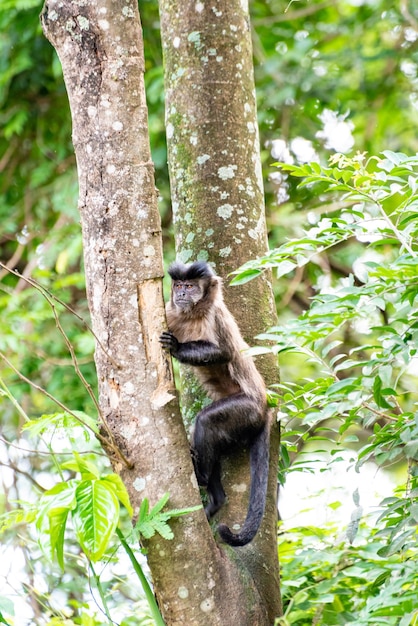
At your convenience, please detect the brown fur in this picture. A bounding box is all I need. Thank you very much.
[166,274,267,405]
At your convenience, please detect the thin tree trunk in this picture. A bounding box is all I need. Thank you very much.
[159,0,282,621]
[41,1,271,624]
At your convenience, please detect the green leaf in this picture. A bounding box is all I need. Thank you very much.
[101,474,133,516]
[61,453,100,479]
[36,481,78,565]
[373,376,393,409]
[48,508,69,569]
[229,268,262,285]
[72,479,120,561]
[135,493,201,541]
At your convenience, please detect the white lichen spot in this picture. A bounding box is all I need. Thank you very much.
[171,67,186,82]
[184,212,193,225]
[232,482,247,493]
[143,245,156,257]
[188,31,202,50]
[133,477,146,492]
[106,164,116,174]
[247,121,255,133]
[244,102,251,114]
[122,381,135,395]
[173,36,181,48]
[166,122,174,139]
[200,55,209,64]
[200,598,215,613]
[87,105,97,118]
[205,228,214,236]
[129,293,137,307]
[236,62,243,70]
[219,246,231,257]
[122,5,135,17]
[208,48,217,56]
[179,249,193,263]
[99,7,107,14]
[132,238,140,247]
[141,416,150,426]
[113,121,123,131]
[230,24,238,32]
[98,19,109,30]
[48,9,58,20]
[248,229,258,240]
[190,134,198,146]
[217,204,233,219]
[197,250,209,261]
[195,1,204,12]
[212,6,222,16]
[220,191,229,199]
[186,232,195,243]
[216,56,223,62]
[218,165,237,180]
[178,586,189,599]
[77,16,89,30]
[197,154,210,165]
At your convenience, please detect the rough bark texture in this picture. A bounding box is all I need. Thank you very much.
[41,1,269,625]
[159,0,282,622]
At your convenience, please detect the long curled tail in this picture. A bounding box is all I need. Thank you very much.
[218,424,270,547]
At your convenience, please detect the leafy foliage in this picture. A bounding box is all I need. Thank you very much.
[277,520,418,626]
[234,151,418,622]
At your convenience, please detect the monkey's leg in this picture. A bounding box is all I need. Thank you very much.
[192,393,261,491]
[205,461,226,519]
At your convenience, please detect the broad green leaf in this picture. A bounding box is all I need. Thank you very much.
[48,508,69,569]
[61,454,100,479]
[229,268,262,285]
[101,474,133,516]
[72,479,119,561]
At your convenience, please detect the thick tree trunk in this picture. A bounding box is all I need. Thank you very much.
[41,1,271,624]
[159,0,282,622]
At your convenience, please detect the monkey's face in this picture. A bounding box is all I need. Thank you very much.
[172,279,204,311]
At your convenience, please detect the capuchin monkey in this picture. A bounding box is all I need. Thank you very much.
[159,260,271,547]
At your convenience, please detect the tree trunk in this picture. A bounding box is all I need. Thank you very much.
[41,1,274,624]
[159,0,282,622]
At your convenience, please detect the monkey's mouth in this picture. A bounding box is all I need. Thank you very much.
[177,299,195,310]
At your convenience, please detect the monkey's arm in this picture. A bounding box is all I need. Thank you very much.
[159,331,230,365]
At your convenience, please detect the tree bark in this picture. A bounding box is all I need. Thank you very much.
[159,0,282,622]
[41,1,273,624]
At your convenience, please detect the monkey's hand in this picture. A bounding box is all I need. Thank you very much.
[159,331,179,355]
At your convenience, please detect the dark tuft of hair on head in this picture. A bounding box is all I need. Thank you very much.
[168,261,215,281]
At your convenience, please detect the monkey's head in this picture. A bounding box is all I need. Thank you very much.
[168,261,220,312]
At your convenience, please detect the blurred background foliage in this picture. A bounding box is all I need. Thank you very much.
[0,0,417,623]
